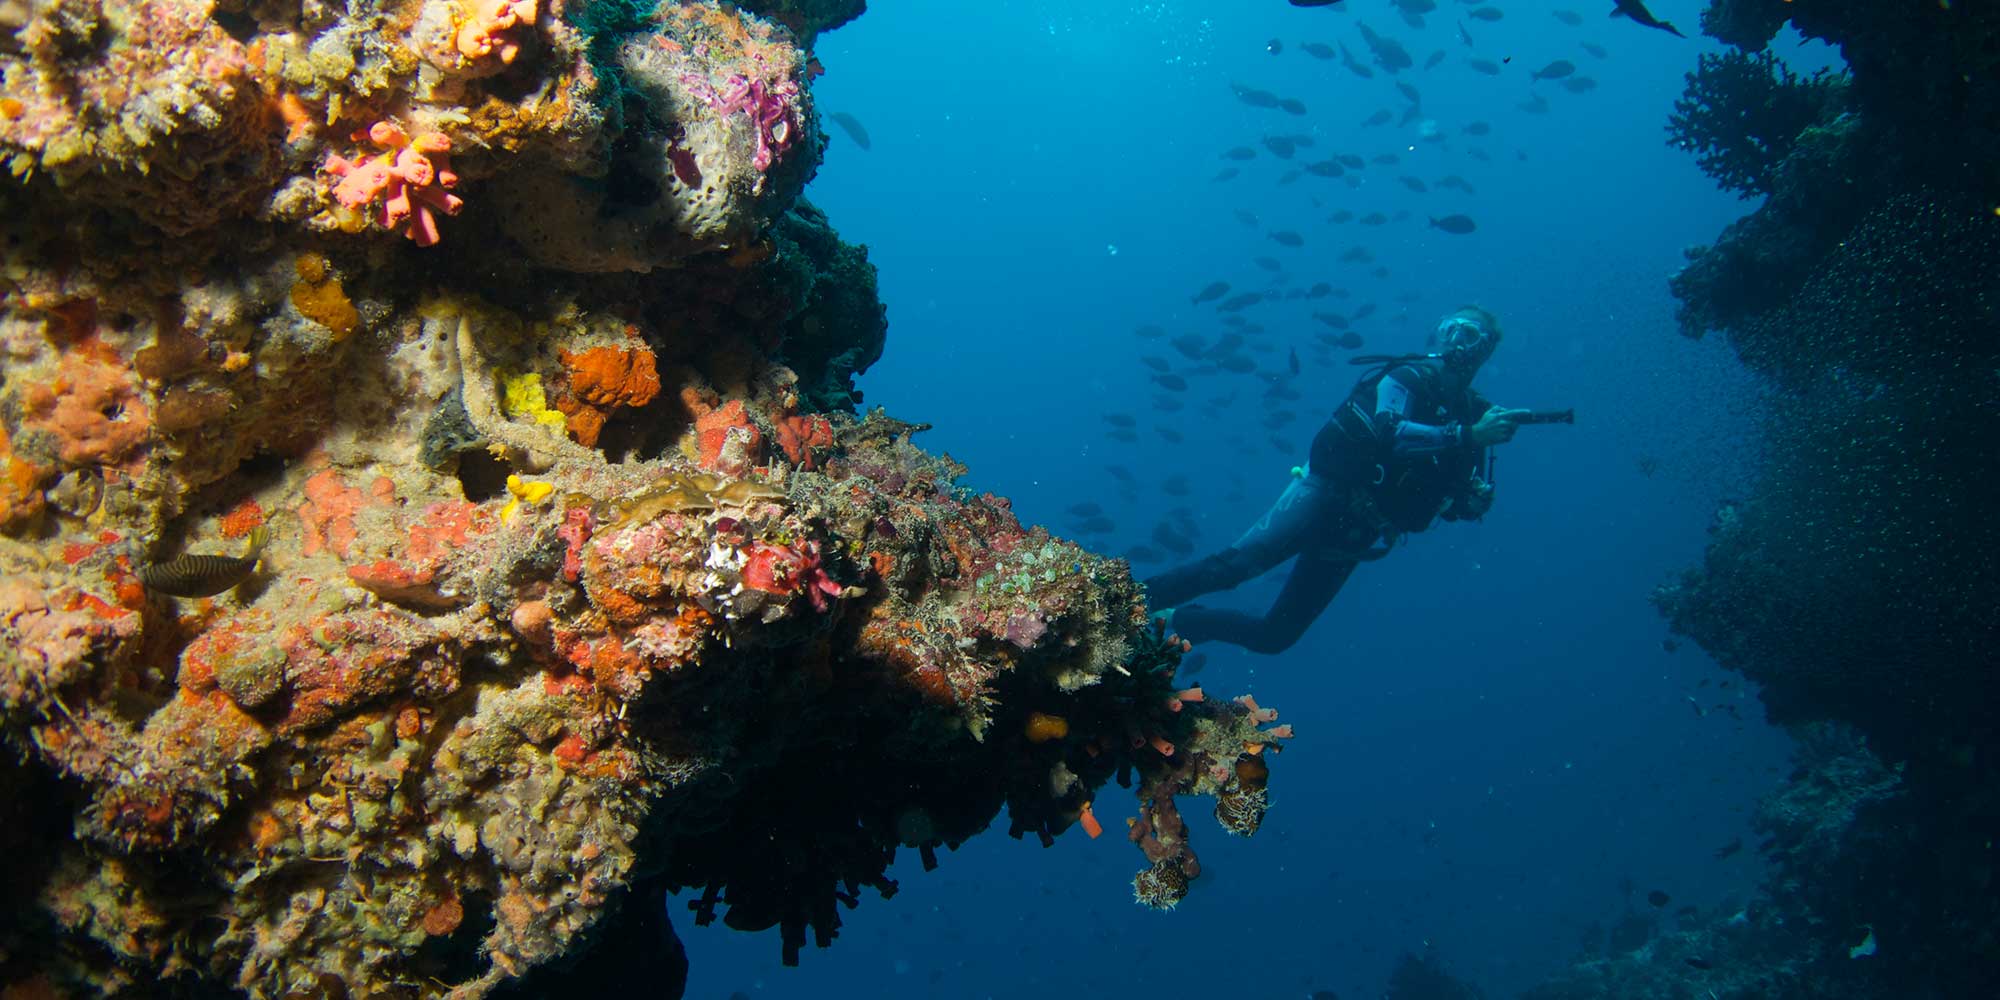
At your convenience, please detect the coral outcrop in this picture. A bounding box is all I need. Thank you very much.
[1666,0,1997,341]
[1558,2,2000,997]
[0,2,1291,997]
[1657,191,2000,753]
[487,0,823,272]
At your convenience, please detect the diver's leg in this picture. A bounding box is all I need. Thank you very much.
[1172,555,1358,655]
[1143,476,1336,608]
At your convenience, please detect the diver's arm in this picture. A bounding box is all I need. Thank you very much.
[1372,369,1475,456]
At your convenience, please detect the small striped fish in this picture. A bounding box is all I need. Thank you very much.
[138,527,267,598]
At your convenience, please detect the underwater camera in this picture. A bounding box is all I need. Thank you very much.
[1516,408,1575,425]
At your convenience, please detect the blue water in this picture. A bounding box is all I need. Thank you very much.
[683,3,1832,996]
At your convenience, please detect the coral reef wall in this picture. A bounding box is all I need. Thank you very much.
[1544,1,2000,996]
[1667,0,1998,345]
[0,2,1284,996]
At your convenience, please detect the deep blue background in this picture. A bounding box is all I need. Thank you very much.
[682,3,1837,996]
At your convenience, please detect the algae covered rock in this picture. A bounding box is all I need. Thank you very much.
[490,2,824,272]
[0,2,1294,996]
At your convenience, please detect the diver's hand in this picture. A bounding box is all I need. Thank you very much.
[1470,407,1529,447]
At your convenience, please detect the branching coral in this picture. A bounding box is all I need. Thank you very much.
[1668,51,1848,198]
[456,0,541,68]
[322,122,466,246]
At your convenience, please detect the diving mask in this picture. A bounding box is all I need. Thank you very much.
[1434,316,1494,371]
[1437,317,1489,352]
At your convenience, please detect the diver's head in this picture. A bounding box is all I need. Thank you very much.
[1428,306,1502,377]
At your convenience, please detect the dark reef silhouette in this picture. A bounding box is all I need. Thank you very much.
[1537,1,2000,995]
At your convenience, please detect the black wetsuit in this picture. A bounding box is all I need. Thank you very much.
[1144,361,1491,653]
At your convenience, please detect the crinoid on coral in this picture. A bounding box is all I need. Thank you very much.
[488,1,823,272]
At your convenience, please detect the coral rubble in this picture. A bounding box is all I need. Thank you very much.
[0,1,1286,996]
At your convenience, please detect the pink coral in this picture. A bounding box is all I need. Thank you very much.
[558,506,593,582]
[298,469,393,558]
[347,500,493,608]
[773,412,833,470]
[277,610,455,734]
[322,122,465,246]
[1002,611,1047,650]
[688,396,763,476]
[456,0,540,66]
[740,540,843,611]
[680,69,801,174]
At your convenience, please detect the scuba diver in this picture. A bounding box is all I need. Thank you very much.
[1145,306,1545,654]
